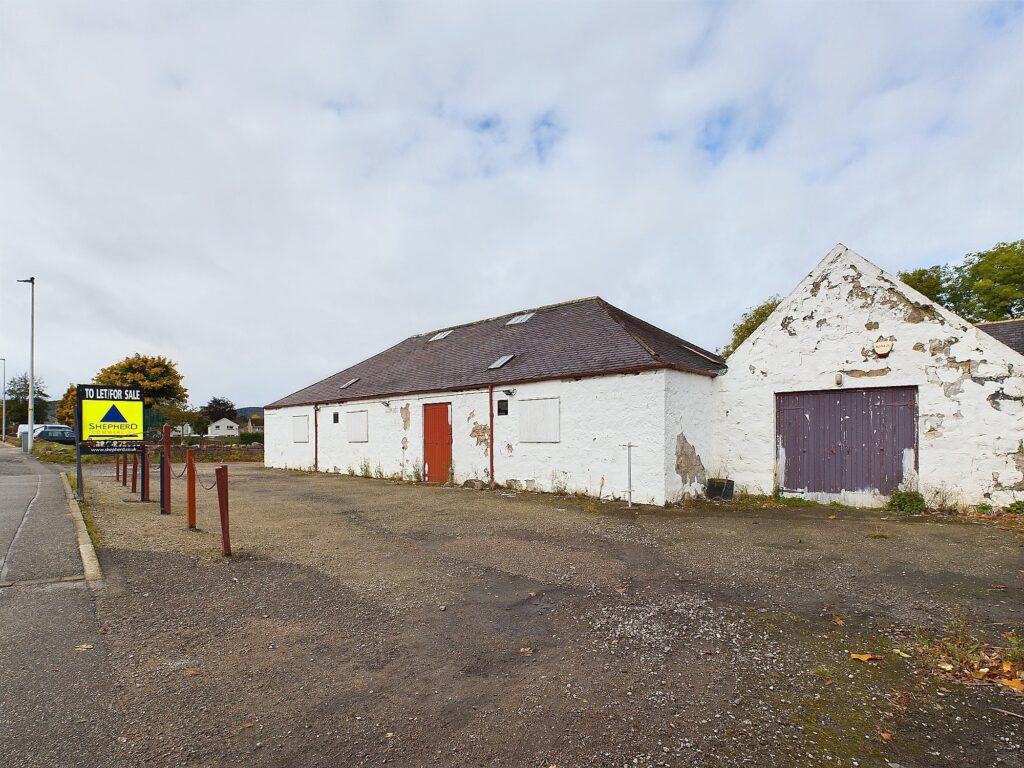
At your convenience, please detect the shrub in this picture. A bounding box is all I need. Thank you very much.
[412,460,423,482]
[975,502,994,515]
[887,490,926,515]
[239,432,264,445]
[1007,500,1024,515]
[359,458,372,478]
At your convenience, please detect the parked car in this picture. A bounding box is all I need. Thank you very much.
[36,426,75,445]
[34,423,71,436]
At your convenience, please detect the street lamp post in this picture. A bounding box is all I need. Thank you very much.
[17,277,35,452]
[1,356,6,441]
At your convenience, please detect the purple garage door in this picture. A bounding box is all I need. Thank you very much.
[776,387,918,495]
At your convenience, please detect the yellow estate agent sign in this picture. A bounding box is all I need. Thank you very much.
[77,385,144,442]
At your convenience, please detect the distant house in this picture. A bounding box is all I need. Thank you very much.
[171,424,195,437]
[206,417,239,437]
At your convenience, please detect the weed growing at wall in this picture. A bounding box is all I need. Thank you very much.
[887,490,926,515]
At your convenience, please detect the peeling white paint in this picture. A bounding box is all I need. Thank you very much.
[714,244,1024,508]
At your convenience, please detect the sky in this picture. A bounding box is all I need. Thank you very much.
[0,1,1021,408]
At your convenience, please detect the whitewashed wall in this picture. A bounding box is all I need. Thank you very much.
[264,369,697,504]
[715,245,1024,509]
[663,369,717,502]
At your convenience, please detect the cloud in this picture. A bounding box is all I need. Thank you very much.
[0,1,1020,406]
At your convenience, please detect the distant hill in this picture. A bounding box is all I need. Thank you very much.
[236,406,264,420]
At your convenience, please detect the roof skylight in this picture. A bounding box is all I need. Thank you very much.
[505,312,535,326]
[339,378,359,389]
[488,354,515,369]
[429,330,453,341]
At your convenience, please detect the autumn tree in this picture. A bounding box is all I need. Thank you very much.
[899,240,1023,322]
[201,397,237,423]
[5,374,49,429]
[720,295,781,358]
[56,384,77,426]
[94,354,187,408]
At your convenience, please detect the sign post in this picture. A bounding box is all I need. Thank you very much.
[75,384,145,501]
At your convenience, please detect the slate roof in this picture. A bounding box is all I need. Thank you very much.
[267,297,725,409]
[977,318,1024,357]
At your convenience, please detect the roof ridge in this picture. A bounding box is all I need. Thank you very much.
[596,298,664,364]
[415,296,602,337]
[599,299,726,366]
[975,317,1024,327]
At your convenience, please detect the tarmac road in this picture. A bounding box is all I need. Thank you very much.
[0,444,117,768]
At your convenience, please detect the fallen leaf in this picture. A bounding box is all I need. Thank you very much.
[828,514,838,520]
[527,592,537,597]
[999,678,1024,692]
[880,731,893,742]
[518,647,533,657]
[832,614,845,626]
[937,662,954,672]
[1003,662,1013,674]
[385,732,395,738]
[237,722,255,731]
[184,668,200,677]
[74,643,94,652]
[97,624,109,635]
[971,668,990,679]
[850,653,882,662]
[893,649,912,659]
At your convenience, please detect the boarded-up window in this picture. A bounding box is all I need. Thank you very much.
[292,415,309,443]
[345,410,369,443]
[519,397,559,443]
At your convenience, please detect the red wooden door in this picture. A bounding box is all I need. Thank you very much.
[423,403,452,483]
[776,386,917,495]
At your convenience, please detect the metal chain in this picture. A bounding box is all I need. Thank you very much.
[195,467,219,491]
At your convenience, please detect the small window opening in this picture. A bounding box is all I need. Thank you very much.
[333,412,339,424]
[488,354,515,369]
[430,330,453,341]
[497,399,509,416]
[505,312,535,326]
[339,377,359,389]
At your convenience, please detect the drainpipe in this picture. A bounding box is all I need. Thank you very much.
[313,405,319,473]
[488,385,495,486]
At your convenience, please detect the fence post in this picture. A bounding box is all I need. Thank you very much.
[215,464,230,556]
[186,449,196,530]
[161,424,172,515]
[141,449,150,502]
[121,454,128,487]
[131,452,138,494]
[115,454,121,482]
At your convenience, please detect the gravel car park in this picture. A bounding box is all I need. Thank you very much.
[81,464,1023,767]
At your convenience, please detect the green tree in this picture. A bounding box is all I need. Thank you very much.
[94,354,187,408]
[200,397,237,424]
[899,240,1023,322]
[5,374,49,429]
[721,295,781,358]
[56,384,77,426]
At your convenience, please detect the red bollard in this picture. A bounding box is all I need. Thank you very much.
[162,425,172,515]
[121,454,128,487]
[141,450,150,502]
[215,464,230,556]
[131,452,138,493]
[186,449,196,530]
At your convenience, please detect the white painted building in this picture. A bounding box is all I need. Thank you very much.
[714,244,1024,509]
[266,247,1024,510]
[265,298,724,505]
[207,417,240,437]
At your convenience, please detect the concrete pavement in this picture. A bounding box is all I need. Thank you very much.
[0,444,117,767]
